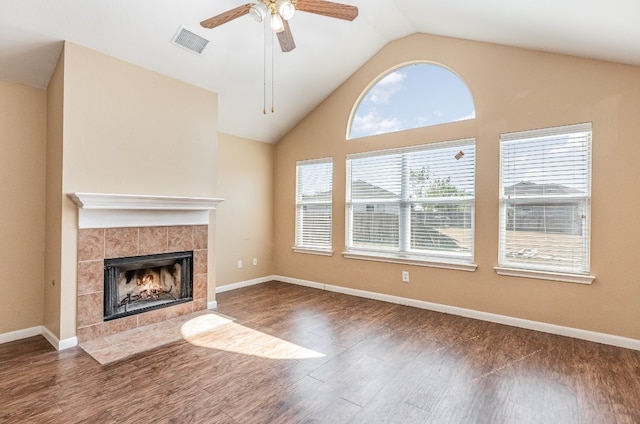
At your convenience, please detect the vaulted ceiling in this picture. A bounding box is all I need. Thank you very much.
[1,0,638,143]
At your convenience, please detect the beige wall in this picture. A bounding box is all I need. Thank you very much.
[44,49,65,337]
[216,133,274,287]
[274,34,640,340]
[43,43,218,340]
[0,80,47,334]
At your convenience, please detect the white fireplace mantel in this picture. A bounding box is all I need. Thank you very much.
[69,192,224,211]
[68,192,224,229]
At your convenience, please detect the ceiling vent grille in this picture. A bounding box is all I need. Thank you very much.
[171,26,210,54]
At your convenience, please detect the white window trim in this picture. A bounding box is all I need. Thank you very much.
[293,247,334,256]
[343,250,477,272]
[494,266,595,285]
[345,138,476,268]
[347,63,476,140]
[498,122,593,282]
[294,157,333,253]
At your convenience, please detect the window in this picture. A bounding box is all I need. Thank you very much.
[497,123,593,284]
[348,63,475,140]
[295,158,333,254]
[345,139,476,270]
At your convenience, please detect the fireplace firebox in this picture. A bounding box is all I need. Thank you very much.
[104,251,193,321]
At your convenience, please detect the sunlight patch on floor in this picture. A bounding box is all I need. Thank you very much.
[179,313,235,337]
[181,315,326,360]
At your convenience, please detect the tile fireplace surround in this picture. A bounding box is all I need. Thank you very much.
[69,193,223,360]
[76,224,209,343]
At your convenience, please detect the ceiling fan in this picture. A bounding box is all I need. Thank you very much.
[200,0,358,53]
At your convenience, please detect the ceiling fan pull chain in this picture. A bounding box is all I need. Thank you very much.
[263,16,267,114]
[199,0,358,116]
[272,29,276,114]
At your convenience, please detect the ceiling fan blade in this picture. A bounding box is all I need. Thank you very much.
[295,0,358,21]
[277,20,296,52]
[200,3,252,29]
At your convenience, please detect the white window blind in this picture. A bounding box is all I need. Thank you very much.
[295,158,333,252]
[499,123,592,275]
[346,139,476,264]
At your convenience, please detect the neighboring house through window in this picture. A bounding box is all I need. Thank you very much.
[496,123,594,284]
[345,139,476,270]
[295,158,333,255]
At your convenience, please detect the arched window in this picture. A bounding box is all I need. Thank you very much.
[348,63,475,140]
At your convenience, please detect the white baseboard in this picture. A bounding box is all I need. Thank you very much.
[0,325,78,351]
[58,337,78,350]
[3,276,638,352]
[215,276,276,293]
[0,326,42,345]
[41,326,78,351]
[275,275,325,290]
[223,274,640,352]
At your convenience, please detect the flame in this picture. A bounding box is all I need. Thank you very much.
[137,273,162,299]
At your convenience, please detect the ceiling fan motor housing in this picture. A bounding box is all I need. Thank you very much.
[200,0,358,52]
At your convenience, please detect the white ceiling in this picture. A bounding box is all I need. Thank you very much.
[1,0,639,143]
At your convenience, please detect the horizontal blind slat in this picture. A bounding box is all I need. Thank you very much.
[499,124,591,275]
[347,139,475,263]
[296,158,333,250]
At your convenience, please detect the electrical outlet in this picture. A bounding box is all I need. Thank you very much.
[253,258,258,266]
[402,271,410,282]
[237,260,243,269]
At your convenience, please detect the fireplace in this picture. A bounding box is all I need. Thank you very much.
[70,192,223,345]
[104,251,193,321]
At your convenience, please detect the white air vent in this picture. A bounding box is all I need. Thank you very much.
[171,26,210,54]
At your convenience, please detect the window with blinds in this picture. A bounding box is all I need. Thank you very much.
[498,123,592,276]
[295,158,333,253]
[346,139,476,265]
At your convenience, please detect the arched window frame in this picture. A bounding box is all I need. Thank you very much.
[346,61,476,140]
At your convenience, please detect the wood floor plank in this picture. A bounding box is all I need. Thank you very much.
[1,281,639,423]
[0,335,54,363]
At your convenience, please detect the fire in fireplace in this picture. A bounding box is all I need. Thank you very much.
[104,251,193,321]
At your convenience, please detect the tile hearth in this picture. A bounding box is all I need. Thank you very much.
[80,310,234,365]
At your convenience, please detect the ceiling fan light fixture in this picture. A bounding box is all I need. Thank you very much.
[276,0,296,20]
[249,2,268,22]
[270,12,285,33]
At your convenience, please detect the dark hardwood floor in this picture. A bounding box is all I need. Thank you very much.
[1,281,639,423]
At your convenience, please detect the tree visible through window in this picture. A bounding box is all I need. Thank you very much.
[348,63,475,140]
[346,139,476,265]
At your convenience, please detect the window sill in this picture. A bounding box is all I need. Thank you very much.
[292,247,334,257]
[342,251,477,272]
[494,267,595,285]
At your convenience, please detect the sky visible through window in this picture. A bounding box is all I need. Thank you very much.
[349,63,476,139]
